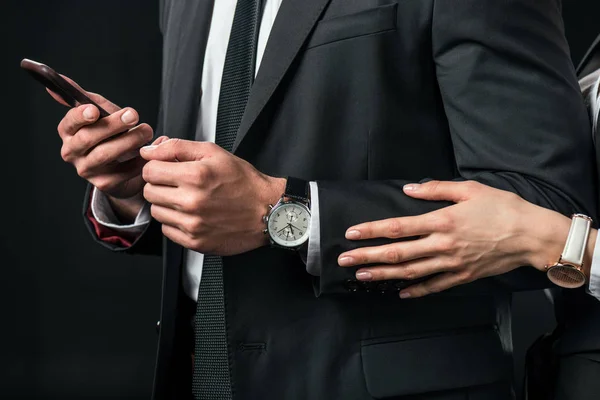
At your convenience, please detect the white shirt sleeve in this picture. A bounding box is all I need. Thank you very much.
[579,70,600,301]
[587,231,600,301]
[90,187,151,234]
[306,181,322,276]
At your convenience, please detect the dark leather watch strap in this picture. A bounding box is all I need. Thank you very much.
[285,177,309,203]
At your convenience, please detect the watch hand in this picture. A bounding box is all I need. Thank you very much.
[277,226,288,234]
[288,224,295,235]
[289,224,303,232]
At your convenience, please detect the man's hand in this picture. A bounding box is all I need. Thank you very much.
[52,76,154,220]
[140,139,286,255]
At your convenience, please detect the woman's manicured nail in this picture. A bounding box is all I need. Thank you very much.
[400,292,412,299]
[346,230,361,240]
[338,256,354,266]
[356,271,373,281]
[403,184,420,192]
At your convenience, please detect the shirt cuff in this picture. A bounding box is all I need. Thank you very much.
[91,187,151,234]
[306,181,321,276]
[587,230,600,301]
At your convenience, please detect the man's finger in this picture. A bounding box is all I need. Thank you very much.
[399,272,465,299]
[57,105,101,138]
[161,223,195,250]
[144,184,182,209]
[152,136,170,146]
[354,256,453,282]
[338,236,440,267]
[80,123,153,167]
[46,88,71,107]
[60,75,122,114]
[346,213,438,240]
[46,75,121,114]
[63,108,142,156]
[143,160,210,188]
[140,139,217,162]
[402,180,480,203]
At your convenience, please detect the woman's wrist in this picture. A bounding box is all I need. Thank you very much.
[521,206,597,281]
[519,207,572,271]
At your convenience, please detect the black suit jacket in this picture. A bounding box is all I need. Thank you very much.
[84,1,597,399]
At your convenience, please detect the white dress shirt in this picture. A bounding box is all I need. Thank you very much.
[92,0,322,302]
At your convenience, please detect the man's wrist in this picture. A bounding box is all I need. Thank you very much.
[106,191,146,224]
[256,175,287,247]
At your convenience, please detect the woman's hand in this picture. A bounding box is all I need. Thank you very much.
[337,181,571,298]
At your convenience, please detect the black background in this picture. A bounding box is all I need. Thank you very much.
[1,1,599,398]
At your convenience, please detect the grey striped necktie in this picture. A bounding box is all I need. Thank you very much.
[192,0,263,399]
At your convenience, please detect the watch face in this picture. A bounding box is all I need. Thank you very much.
[268,201,311,248]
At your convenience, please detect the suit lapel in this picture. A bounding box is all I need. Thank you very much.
[160,0,214,141]
[232,0,332,153]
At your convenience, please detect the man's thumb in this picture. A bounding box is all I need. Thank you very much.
[140,138,204,162]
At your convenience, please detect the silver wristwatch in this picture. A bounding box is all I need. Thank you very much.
[263,177,311,250]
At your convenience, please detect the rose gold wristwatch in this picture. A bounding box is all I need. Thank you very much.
[545,214,593,289]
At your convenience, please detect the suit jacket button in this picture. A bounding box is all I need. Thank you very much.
[377,283,389,293]
[345,280,359,292]
[360,281,373,293]
[156,320,161,334]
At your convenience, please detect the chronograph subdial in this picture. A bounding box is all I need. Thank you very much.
[267,201,311,248]
[285,209,300,223]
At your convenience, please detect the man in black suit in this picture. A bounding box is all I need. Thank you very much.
[52,0,596,399]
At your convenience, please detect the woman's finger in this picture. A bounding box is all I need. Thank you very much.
[403,180,481,203]
[354,256,454,282]
[338,236,442,267]
[346,213,439,240]
[399,272,468,299]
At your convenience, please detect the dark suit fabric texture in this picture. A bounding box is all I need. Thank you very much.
[82,1,597,399]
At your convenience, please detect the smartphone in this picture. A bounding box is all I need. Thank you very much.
[20,58,110,118]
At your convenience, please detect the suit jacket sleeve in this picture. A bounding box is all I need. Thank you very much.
[82,184,163,256]
[313,0,598,295]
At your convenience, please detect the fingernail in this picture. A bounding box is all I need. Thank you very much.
[83,106,96,121]
[121,110,136,124]
[338,256,354,267]
[356,271,373,281]
[403,184,420,192]
[346,230,361,240]
[141,145,157,151]
[400,292,412,299]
